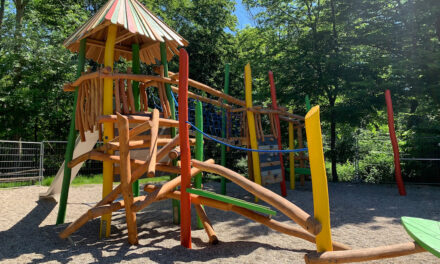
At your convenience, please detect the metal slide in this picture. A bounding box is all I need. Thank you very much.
[39,131,99,201]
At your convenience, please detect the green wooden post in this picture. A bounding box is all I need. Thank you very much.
[221,63,230,194]
[305,95,311,111]
[195,100,204,229]
[56,38,87,225]
[131,43,140,197]
[160,42,180,224]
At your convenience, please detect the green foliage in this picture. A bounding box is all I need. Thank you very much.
[1,0,439,184]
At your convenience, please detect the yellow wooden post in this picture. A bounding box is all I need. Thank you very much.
[305,105,333,252]
[244,63,262,202]
[100,24,117,238]
[288,119,295,190]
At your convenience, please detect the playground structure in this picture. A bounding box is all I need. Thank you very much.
[40,0,439,263]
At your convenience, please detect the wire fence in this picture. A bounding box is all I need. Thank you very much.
[0,140,103,187]
[1,134,439,187]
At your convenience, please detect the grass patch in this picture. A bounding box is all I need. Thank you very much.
[39,174,170,187]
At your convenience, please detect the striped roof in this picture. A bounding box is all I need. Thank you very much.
[64,0,188,65]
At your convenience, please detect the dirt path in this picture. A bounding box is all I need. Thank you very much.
[0,182,438,263]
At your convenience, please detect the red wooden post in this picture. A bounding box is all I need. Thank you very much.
[268,71,287,197]
[385,90,406,196]
[178,48,192,247]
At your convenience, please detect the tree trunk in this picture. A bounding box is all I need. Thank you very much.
[329,97,338,182]
[0,0,5,35]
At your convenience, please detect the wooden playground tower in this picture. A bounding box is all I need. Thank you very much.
[54,0,439,263]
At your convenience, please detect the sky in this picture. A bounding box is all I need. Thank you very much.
[234,0,256,30]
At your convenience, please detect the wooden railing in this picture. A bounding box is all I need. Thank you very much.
[64,67,305,142]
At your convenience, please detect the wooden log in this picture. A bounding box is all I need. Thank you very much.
[169,146,181,160]
[298,127,305,186]
[126,70,136,114]
[131,159,215,212]
[194,204,219,244]
[304,242,425,264]
[97,115,179,128]
[143,185,350,251]
[191,160,322,235]
[147,109,159,177]
[59,197,144,239]
[60,137,184,239]
[76,85,86,141]
[94,78,100,129]
[119,79,130,114]
[116,113,138,245]
[168,71,246,107]
[79,85,88,133]
[86,81,93,131]
[140,85,148,112]
[103,138,194,151]
[170,86,232,110]
[230,107,246,113]
[114,78,121,113]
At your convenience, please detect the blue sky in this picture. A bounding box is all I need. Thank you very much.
[234,0,255,30]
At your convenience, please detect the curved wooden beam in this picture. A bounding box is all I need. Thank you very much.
[191,160,322,236]
[143,185,350,251]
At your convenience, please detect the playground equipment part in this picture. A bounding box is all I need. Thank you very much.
[56,0,307,236]
[52,1,438,262]
[39,131,98,200]
[385,89,406,196]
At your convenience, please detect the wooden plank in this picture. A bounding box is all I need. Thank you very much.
[186,188,276,216]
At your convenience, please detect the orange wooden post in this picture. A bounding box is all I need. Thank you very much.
[178,48,192,248]
[268,71,287,197]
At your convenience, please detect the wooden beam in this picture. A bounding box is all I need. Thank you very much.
[191,160,322,236]
[304,242,425,264]
[87,38,132,53]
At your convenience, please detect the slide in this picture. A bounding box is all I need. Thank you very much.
[39,131,99,201]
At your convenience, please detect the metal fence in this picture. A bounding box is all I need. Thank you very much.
[0,140,103,187]
[1,134,439,187]
[0,140,43,185]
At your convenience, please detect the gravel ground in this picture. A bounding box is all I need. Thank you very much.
[0,181,439,264]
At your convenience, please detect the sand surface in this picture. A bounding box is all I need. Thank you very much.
[0,181,439,263]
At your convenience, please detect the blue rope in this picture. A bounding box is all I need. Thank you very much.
[171,90,179,107]
[186,121,308,153]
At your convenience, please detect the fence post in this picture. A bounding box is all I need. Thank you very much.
[39,142,44,185]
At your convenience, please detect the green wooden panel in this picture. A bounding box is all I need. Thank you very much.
[186,188,276,216]
[286,168,311,175]
[401,216,440,258]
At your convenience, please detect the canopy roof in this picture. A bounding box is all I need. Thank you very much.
[64,0,188,64]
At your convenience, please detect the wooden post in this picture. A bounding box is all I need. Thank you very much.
[244,63,262,202]
[221,63,230,194]
[305,95,311,111]
[116,113,138,245]
[160,42,180,224]
[56,38,87,225]
[289,117,295,190]
[147,109,159,177]
[101,24,117,238]
[268,71,287,197]
[178,48,191,248]
[385,90,406,196]
[131,43,141,197]
[195,99,204,229]
[305,106,333,252]
[298,127,305,186]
